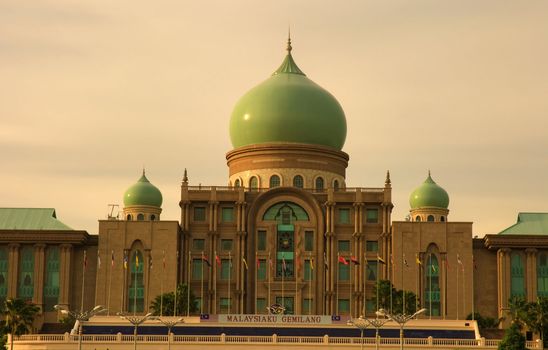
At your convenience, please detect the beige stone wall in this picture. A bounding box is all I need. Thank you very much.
[472,240,498,320]
[95,220,180,315]
[392,221,474,319]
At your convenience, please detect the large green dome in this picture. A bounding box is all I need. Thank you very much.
[123,171,163,208]
[229,40,347,150]
[409,173,450,209]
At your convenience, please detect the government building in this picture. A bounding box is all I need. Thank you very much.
[1,38,546,333]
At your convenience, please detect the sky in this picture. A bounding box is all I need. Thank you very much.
[1,0,547,236]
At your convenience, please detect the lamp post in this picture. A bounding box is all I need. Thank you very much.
[54,304,107,350]
[157,317,184,350]
[347,316,368,350]
[118,312,154,350]
[365,317,391,350]
[376,308,427,350]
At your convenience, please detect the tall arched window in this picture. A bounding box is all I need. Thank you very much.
[425,253,440,316]
[510,253,525,298]
[270,175,280,188]
[0,247,8,303]
[293,175,304,189]
[44,246,60,311]
[315,177,324,190]
[249,176,258,190]
[538,253,548,297]
[128,250,144,313]
[18,246,34,301]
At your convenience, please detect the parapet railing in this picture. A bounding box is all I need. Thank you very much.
[12,333,542,349]
[186,186,385,194]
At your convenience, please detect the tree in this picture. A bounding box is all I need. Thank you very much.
[0,299,40,350]
[150,284,198,316]
[372,280,418,315]
[522,297,548,348]
[466,312,500,330]
[507,296,528,330]
[498,323,526,350]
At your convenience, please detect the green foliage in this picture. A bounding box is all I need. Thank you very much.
[0,332,6,350]
[150,284,198,316]
[507,296,529,330]
[466,312,500,330]
[498,323,526,350]
[372,280,418,315]
[60,314,76,328]
[0,299,39,350]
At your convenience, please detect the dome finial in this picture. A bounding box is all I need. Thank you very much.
[183,168,189,184]
[428,169,431,177]
[385,170,391,186]
[286,26,292,54]
[142,166,146,176]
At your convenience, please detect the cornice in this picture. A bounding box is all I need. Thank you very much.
[483,234,548,250]
[0,230,97,245]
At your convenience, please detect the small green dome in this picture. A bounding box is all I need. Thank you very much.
[123,171,163,207]
[409,173,449,209]
[229,40,347,150]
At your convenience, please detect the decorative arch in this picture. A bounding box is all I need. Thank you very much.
[510,253,525,298]
[262,202,309,222]
[128,241,145,313]
[425,244,441,317]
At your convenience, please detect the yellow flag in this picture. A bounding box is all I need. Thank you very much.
[242,257,248,270]
[136,254,139,268]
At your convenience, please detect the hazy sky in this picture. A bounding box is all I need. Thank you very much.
[1,0,547,236]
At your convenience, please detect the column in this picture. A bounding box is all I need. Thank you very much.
[526,248,538,301]
[58,244,73,308]
[33,244,46,308]
[7,244,20,298]
[497,248,511,321]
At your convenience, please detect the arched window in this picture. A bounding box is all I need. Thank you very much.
[334,180,340,191]
[137,213,144,221]
[416,216,421,222]
[150,214,156,221]
[440,216,445,222]
[234,179,241,188]
[270,175,280,188]
[128,250,144,313]
[510,253,525,298]
[427,215,435,222]
[293,175,304,189]
[126,214,132,221]
[44,246,60,311]
[0,247,8,303]
[538,253,548,297]
[315,177,324,190]
[425,253,440,316]
[249,176,258,190]
[18,246,34,301]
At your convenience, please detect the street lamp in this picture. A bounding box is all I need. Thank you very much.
[376,308,427,350]
[347,316,368,350]
[365,317,391,350]
[54,304,107,350]
[157,317,184,350]
[118,312,154,350]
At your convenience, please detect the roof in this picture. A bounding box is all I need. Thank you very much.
[498,213,548,235]
[0,208,72,230]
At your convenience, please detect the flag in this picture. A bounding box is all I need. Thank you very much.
[431,264,437,273]
[202,252,211,267]
[149,254,153,269]
[135,253,139,268]
[282,254,287,271]
[242,257,248,270]
[215,254,221,267]
[457,254,464,271]
[403,254,409,268]
[323,252,329,270]
[350,256,360,265]
[377,255,386,265]
[97,250,101,269]
[111,250,115,267]
[83,250,87,270]
[310,258,314,270]
[255,257,260,268]
[338,255,348,265]
[123,253,128,269]
[416,254,422,265]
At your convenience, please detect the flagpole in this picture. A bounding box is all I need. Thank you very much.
[134,253,137,316]
[295,251,298,314]
[309,253,312,315]
[390,254,393,314]
[255,251,258,313]
[349,254,352,318]
[376,255,379,313]
[174,251,178,317]
[201,251,204,315]
[416,254,420,313]
[363,257,367,317]
[81,250,86,313]
[462,264,465,320]
[457,256,459,320]
[187,252,191,317]
[108,251,113,316]
[472,256,475,320]
[281,253,285,312]
[402,254,406,315]
[429,254,432,319]
[214,250,217,314]
[268,251,271,310]
[228,251,231,314]
[161,250,164,316]
[121,252,126,313]
[336,252,339,315]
